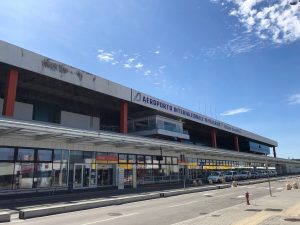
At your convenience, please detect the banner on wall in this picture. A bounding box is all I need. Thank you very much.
[118,168,124,190]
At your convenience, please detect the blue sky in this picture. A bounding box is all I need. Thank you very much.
[0,0,299,158]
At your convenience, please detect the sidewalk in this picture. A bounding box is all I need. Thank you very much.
[173,186,300,225]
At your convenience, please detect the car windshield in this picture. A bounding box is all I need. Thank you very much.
[210,172,220,176]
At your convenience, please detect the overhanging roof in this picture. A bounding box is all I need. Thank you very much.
[0,117,295,165]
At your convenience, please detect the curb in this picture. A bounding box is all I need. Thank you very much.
[0,212,11,223]
[17,176,296,220]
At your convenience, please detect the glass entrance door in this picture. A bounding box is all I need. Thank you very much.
[74,164,93,188]
[74,164,83,188]
[97,165,113,187]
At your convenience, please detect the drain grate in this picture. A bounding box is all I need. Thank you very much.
[108,213,122,216]
[211,214,221,217]
[284,218,300,222]
[245,209,262,212]
[264,208,283,212]
[204,195,213,197]
[199,212,208,215]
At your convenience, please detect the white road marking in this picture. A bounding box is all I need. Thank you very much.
[80,212,140,225]
[168,201,198,208]
[276,187,284,190]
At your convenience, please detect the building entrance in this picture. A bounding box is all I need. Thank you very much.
[73,164,96,188]
[97,166,113,186]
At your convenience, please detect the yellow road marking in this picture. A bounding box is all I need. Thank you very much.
[233,201,300,225]
[232,211,276,225]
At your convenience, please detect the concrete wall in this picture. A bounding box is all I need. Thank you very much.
[0,41,131,101]
[61,111,100,131]
[0,98,33,121]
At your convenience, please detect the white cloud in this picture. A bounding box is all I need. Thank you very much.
[153,82,160,85]
[144,70,151,76]
[287,93,300,105]
[123,64,131,68]
[154,50,160,54]
[97,52,114,62]
[223,0,300,44]
[127,58,135,63]
[135,63,144,69]
[220,107,252,116]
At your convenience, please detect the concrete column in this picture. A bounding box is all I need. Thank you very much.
[120,101,128,134]
[234,136,240,152]
[211,128,217,148]
[273,146,277,158]
[2,69,18,116]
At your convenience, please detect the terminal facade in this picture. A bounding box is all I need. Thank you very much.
[0,41,299,194]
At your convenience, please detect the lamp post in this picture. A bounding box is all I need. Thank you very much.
[265,157,272,197]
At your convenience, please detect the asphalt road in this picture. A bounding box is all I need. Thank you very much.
[5,180,287,225]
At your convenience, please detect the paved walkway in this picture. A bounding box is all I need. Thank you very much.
[173,178,300,225]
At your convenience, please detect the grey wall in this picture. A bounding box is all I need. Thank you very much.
[61,111,100,131]
[0,98,33,121]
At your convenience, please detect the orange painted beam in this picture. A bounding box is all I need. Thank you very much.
[211,128,217,148]
[2,69,18,116]
[120,101,128,134]
[234,136,240,152]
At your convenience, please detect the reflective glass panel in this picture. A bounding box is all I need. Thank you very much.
[37,149,52,162]
[0,163,14,190]
[0,148,15,161]
[18,148,35,161]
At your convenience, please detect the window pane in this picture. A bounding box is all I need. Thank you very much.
[137,155,145,164]
[0,147,15,161]
[37,163,53,187]
[128,155,136,164]
[52,163,68,187]
[152,156,159,164]
[37,149,52,162]
[18,148,35,161]
[14,163,34,189]
[145,156,152,164]
[172,157,178,165]
[166,157,172,164]
[54,150,62,162]
[70,150,83,163]
[119,154,127,163]
[0,163,14,190]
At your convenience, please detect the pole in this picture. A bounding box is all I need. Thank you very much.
[266,158,272,197]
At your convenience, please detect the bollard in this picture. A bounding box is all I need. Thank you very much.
[292,182,298,189]
[208,179,213,185]
[193,180,198,187]
[286,183,292,190]
[221,178,226,184]
[197,179,203,186]
[232,181,238,187]
[245,192,250,205]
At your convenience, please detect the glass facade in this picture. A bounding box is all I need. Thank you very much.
[0,146,272,192]
[0,147,69,190]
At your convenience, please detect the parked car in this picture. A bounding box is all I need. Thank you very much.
[269,170,277,177]
[224,171,238,181]
[238,171,251,180]
[207,171,224,183]
[250,171,259,179]
[256,170,266,178]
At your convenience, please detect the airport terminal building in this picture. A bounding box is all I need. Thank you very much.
[0,40,299,194]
